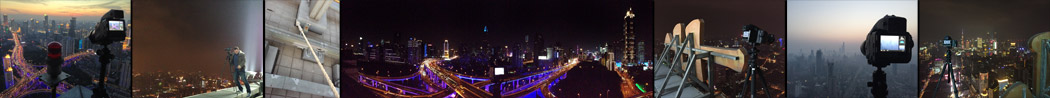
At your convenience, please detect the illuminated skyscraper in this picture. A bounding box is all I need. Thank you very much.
[443,39,450,59]
[637,42,645,65]
[534,33,544,60]
[623,8,636,65]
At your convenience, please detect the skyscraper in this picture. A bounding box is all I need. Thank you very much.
[443,39,449,59]
[637,42,645,64]
[51,20,56,33]
[623,8,636,65]
[44,14,49,33]
[2,14,7,25]
[534,33,544,60]
[70,17,77,37]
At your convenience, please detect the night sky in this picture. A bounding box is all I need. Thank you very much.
[919,0,1050,43]
[132,0,263,75]
[342,0,653,56]
[655,0,786,44]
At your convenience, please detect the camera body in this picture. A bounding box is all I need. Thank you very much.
[943,36,957,48]
[742,24,774,45]
[89,10,127,45]
[861,15,913,66]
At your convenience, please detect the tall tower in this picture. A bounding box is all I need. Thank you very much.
[840,42,845,56]
[2,14,7,25]
[51,20,56,33]
[827,62,835,97]
[44,14,49,33]
[70,17,76,37]
[443,40,449,59]
[623,8,636,64]
[637,42,645,64]
[534,33,544,60]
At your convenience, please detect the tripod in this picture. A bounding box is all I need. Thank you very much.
[92,46,114,98]
[737,43,773,98]
[927,48,959,98]
[868,65,887,98]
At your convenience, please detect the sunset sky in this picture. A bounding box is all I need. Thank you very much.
[0,0,130,19]
[787,0,918,53]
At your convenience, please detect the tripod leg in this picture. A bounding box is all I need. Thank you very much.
[739,67,751,98]
[928,61,950,98]
[755,68,773,98]
[750,68,756,98]
[950,63,959,98]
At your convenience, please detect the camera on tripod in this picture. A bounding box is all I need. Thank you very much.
[861,15,913,67]
[89,10,127,45]
[742,24,774,45]
[943,36,956,48]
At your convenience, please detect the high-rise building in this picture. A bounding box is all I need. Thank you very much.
[623,8,637,65]
[51,20,56,33]
[840,42,845,55]
[23,20,29,33]
[827,62,835,97]
[44,14,49,32]
[1,55,7,91]
[70,17,76,37]
[637,42,645,65]
[443,39,450,59]
[29,18,34,28]
[534,33,544,60]
[406,38,421,63]
[2,14,7,25]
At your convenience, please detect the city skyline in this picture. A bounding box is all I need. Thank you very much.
[343,0,653,55]
[787,0,918,53]
[918,0,1050,43]
[342,0,655,97]
[4,1,1050,98]
[0,0,131,21]
[918,0,1050,97]
[787,0,919,97]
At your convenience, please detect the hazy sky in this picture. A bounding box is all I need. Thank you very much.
[787,0,917,54]
[0,0,130,19]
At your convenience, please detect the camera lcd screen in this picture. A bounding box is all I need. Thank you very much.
[494,67,505,75]
[880,35,906,51]
[108,20,124,31]
[742,31,751,38]
[944,40,952,45]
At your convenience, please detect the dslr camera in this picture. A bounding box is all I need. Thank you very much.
[860,15,913,67]
[89,10,127,45]
[742,24,775,45]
